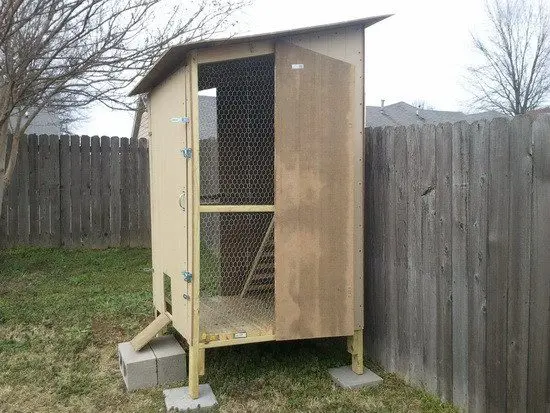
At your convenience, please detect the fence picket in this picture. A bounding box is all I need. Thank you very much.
[28,135,39,242]
[506,116,532,412]
[6,134,18,247]
[527,115,550,412]
[38,135,51,245]
[59,135,71,247]
[110,137,121,247]
[128,138,138,247]
[80,136,91,247]
[70,135,81,246]
[49,135,61,246]
[434,123,453,402]
[90,136,101,247]
[100,136,111,248]
[17,135,30,244]
[120,138,130,246]
[138,138,150,246]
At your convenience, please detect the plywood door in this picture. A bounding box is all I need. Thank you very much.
[274,42,355,340]
[149,66,192,341]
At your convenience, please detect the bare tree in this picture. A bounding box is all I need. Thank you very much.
[0,0,248,209]
[467,0,550,115]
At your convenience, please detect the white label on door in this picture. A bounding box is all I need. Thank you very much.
[291,64,304,69]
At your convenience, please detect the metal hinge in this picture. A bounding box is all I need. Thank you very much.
[181,148,192,158]
[182,271,192,282]
[170,116,190,123]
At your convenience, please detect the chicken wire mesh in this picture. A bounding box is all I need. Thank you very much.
[198,54,274,205]
[200,212,275,338]
[197,55,275,338]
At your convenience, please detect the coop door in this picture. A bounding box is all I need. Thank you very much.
[274,42,355,340]
[148,66,192,341]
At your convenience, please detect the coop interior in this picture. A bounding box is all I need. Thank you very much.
[197,54,276,342]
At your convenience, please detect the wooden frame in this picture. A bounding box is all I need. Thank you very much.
[196,41,274,64]
[188,51,201,399]
[200,334,275,349]
[199,205,274,213]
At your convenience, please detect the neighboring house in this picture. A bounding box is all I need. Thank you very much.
[9,109,64,135]
[366,101,504,127]
[526,106,550,115]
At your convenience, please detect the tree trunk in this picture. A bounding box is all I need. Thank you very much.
[0,133,21,217]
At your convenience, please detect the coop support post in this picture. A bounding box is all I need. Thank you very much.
[188,50,202,400]
[347,329,364,374]
[188,344,200,398]
[199,348,206,376]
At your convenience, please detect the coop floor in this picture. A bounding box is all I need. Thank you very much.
[200,295,274,344]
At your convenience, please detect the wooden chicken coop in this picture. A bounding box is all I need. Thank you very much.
[129,15,389,399]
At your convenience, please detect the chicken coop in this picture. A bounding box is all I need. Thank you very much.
[129,15,389,399]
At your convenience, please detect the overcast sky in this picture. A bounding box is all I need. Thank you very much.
[76,0,490,137]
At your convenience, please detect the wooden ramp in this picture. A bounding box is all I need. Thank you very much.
[130,312,171,351]
[240,217,275,297]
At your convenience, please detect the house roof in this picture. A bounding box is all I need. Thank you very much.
[129,15,391,96]
[10,109,63,135]
[366,101,505,127]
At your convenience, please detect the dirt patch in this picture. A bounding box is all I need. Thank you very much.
[91,318,126,346]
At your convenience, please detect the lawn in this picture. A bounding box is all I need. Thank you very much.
[0,248,457,413]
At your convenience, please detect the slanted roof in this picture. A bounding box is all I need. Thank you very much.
[129,15,391,96]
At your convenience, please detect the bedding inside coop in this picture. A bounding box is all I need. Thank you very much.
[198,54,275,341]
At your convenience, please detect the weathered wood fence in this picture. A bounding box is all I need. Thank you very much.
[0,135,150,248]
[365,115,550,412]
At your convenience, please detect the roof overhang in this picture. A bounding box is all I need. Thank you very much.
[129,14,391,96]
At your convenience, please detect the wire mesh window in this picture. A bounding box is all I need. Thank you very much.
[198,55,275,206]
[200,212,275,338]
[197,55,276,338]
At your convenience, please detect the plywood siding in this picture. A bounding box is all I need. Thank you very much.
[148,66,192,341]
[282,26,365,329]
[274,42,355,340]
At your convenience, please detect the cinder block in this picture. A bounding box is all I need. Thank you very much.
[164,384,218,411]
[328,366,383,389]
[117,341,157,391]
[150,335,187,385]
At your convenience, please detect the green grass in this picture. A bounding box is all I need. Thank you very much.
[200,242,221,296]
[0,248,457,412]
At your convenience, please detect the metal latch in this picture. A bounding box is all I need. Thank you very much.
[181,148,192,158]
[182,271,192,282]
[182,293,190,300]
[170,116,190,123]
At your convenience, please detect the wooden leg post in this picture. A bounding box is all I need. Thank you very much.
[347,329,364,375]
[199,348,205,376]
[188,344,200,399]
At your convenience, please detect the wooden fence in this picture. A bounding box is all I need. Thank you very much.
[365,115,550,412]
[0,135,150,248]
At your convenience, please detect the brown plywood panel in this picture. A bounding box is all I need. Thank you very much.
[274,42,355,340]
[284,26,365,329]
[149,66,192,341]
